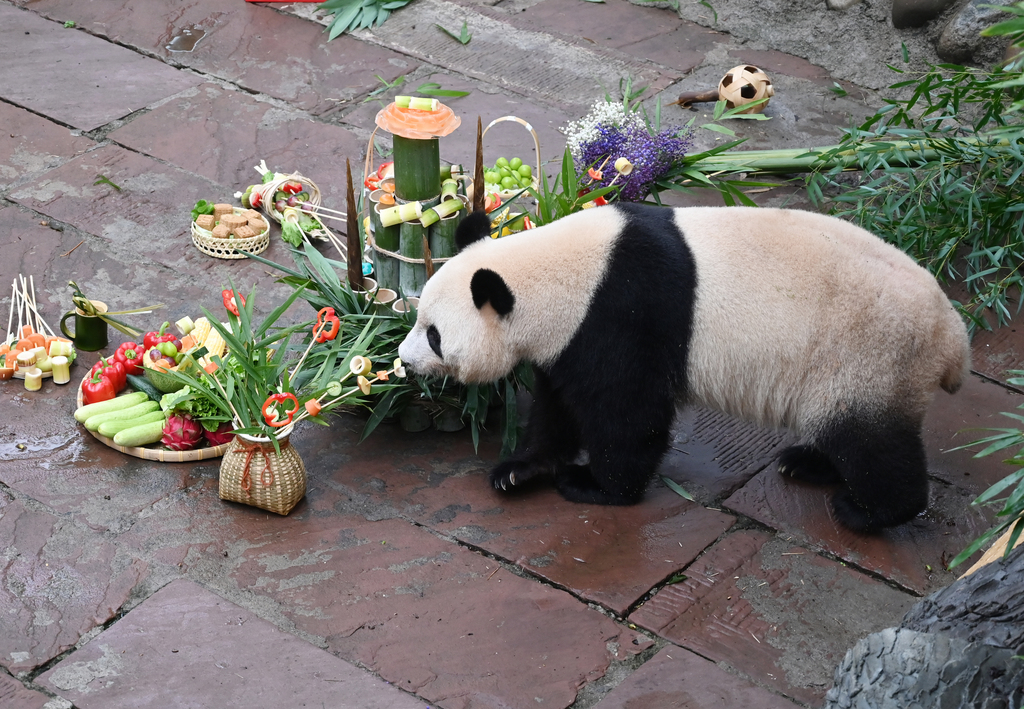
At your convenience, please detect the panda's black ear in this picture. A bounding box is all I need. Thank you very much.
[470,268,515,316]
[456,210,492,252]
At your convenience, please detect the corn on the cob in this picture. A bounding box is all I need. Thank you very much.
[191,317,212,346]
[201,327,226,360]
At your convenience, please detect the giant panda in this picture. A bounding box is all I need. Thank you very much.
[397,203,971,531]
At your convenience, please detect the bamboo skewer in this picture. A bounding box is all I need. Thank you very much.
[6,275,58,343]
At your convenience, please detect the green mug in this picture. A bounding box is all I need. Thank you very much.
[60,300,109,352]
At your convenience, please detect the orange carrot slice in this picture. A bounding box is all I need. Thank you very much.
[304,399,322,417]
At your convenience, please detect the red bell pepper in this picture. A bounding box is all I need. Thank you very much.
[281,181,303,195]
[114,342,144,376]
[262,393,299,428]
[91,357,126,393]
[82,368,117,405]
[222,289,245,317]
[143,322,175,351]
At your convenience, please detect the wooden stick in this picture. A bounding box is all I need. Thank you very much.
[6,281,15,341]
[29,275,42,333]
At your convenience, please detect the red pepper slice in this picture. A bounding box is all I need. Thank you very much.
[222,289,246,317]
[314,307,341,343]
[261,393,299,428]
[82,368,117,405]
[250,189,262,208]
[114,342,144,377]
[281,181,303,195]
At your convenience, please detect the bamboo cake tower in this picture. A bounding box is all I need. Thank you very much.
[372,97,465,296]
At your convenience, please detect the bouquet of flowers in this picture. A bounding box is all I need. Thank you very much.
[564,100,693,202]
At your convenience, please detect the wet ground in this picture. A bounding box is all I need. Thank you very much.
[3,0,1024,707]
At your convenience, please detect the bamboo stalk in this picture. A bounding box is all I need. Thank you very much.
[346,159,363,291]
[686,136,1014,176]
[399,220,429,296]
[371,203,401,291]
[429,209,461,261]
[393,135,441,202]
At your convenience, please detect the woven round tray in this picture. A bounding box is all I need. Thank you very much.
[76,372,231,462]
[191,207,270,260]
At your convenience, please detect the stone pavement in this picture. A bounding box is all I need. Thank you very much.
[1,0,1023,707]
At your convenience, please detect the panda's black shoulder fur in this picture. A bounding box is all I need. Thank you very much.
[531,203,699,503]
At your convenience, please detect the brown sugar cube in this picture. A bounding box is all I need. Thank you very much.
[220,214,246,232]
[248,217,267,233]
[234,224,256,239]
[213,203,234,221]
[242,209,262,222]
[195,214,215,231]
[212,224,231,240]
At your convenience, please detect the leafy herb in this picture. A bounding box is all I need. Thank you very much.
[191,199,215,222]
[159,385,228,432]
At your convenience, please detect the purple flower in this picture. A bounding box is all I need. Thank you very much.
[569,109,692,202]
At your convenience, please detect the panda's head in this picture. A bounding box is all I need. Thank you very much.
[398,211,522,384]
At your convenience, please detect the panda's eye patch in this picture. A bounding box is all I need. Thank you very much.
[427,325,443,360]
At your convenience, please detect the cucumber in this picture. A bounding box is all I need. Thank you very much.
[126,373,164,403]
[84,401,161,431]
[114,418,168,447]
[97,410,167,438]
[74,391,149,423]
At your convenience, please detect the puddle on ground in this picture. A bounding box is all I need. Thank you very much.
[166,25,206,53]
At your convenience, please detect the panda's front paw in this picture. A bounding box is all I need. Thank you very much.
[489,460,546,493]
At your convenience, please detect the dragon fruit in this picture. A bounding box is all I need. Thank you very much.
[161,414,204,451]
[203,421,235,447]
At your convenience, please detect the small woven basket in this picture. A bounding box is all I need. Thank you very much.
[480,115,541,200]
[253,172,332,243]
[191,207,270,260]
[219,430,306,515]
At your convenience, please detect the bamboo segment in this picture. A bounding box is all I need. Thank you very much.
[372,203,402,291]
[393,136,441,202]
[429,209,462,262]
[399,220,429,296]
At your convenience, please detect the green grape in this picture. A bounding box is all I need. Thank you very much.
[517,165,532,179]
[509,157,523,170]
[495,157,510,169]
[500,176,516,190]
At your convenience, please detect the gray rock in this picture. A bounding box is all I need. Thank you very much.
[891,0,959,29]
[827,0,863,10]
[937,0,1012,63]
[823,627,1024,709]
[825,545,1024,708]
[902,541,1024,653]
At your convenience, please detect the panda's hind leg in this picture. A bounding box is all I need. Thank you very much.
[816,411,929,532]
[777,444,841,484]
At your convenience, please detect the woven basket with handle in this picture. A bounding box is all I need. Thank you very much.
[219,429,306,515]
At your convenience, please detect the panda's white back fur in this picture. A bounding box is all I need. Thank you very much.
[405,205,969,433]
[676,207,969,433]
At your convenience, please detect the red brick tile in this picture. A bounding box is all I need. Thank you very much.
[7,143,316,294]
[972,323,1024,384]
[36,579,429,709]
[724,465,992,595]
[0,673,50,709]
[0,494,147,675]
[109,82,365,205]
[923,373,1024,494]
[629,530,914,705]
[0,4,202,131]
[592,647,799,709]
[24,0,418,114]
[0,103,95,191]
[486,0,682,49]
[292,418,733,614]
[621,22,725,74]
[222,514,654,708]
